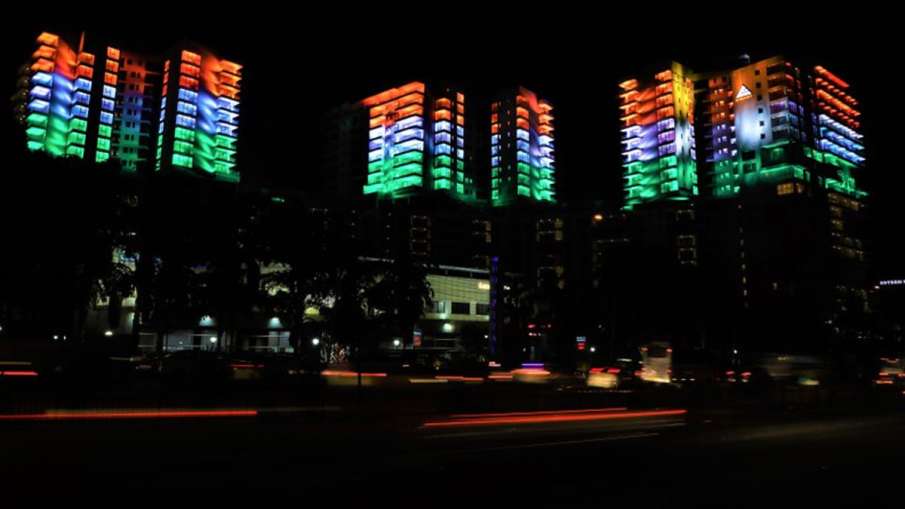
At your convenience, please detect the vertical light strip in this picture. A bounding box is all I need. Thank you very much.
[95,46,118,163]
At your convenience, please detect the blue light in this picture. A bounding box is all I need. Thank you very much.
[72,105,89,119]
[100,112,113,124]
[32,72,53,87]
[179,88,199,102]
[103,85,116,98]
[176,114,196,129]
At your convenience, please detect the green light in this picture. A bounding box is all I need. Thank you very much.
[172,154,193,167]
[97,138,110,151]
[70,118,88,132]
[98,125,112,138]
[175,127,195,142]
[96,152,110,163]
[26,113,47,127]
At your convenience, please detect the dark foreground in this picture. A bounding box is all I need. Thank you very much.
[2,381,904,507]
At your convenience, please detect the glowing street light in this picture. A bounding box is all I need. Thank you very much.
[312,338,320,346]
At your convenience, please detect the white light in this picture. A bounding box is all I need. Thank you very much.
[478,281,491,290]
[590,346,596,353]
[209,336,218,344]
[104,330,114,337]
[392,339,401,347]
[53,335,59,340]
[733,349,739,355]
[312,338,320,346]
[442,322,454,333]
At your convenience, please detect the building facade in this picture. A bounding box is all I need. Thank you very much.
[15,31,241,181]
[490,86,556,206]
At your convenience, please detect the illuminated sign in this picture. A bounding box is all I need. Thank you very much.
[735,84,752,101]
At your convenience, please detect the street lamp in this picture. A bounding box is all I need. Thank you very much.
[311,337,320,346]
[209,336,218,344]
[104,330,114,337]
[590,346,596,353]
[393,339,401,348]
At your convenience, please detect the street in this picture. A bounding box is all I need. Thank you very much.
[2,384,904,507]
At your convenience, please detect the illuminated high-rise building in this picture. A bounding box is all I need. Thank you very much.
[698,56,865,200]
[14,32,95,159]
[490,87,555,207]
[619,62,698,210]
[15,32,239,180]
[92,47,160,170]
[359,82,473,201]
[155,48,241,182]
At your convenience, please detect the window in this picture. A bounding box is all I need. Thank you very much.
[476,303,490,316]
[757,94,763,101]
[755,82,761,88]
[755,69,760,75]
[758,108,763,114]
[451,302,470,315]
[431,301,447,314]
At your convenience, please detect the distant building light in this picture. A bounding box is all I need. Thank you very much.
[199,315,214,327]
[104,330,114,337]
[879,279,905,287]
[442,322,454,333]
[593,213,604,222]
[478,281,491,290]
[392,339,401,347]
[268,317,282,329]
[590,346,596,353]
[209,336,218,344]
[312,338,320,346]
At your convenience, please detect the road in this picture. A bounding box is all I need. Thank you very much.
[2,397,905,507]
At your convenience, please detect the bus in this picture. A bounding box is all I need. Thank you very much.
[640,341,672,384]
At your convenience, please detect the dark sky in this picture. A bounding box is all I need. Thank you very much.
[1,9,901,275]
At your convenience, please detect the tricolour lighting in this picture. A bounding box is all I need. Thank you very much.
[21,33,94,159]
[491,87,555,206]
[159,49,241,182]
[621,63,697,209]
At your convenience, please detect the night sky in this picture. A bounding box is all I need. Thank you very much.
[1,10,900,276]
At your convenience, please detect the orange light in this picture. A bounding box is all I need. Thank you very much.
[511,368,551,376]
[0,409,257,421]
[450,407,627,419]
[423,409,687,428]
[321,370,387,378]
[181,50,202,66]
[814,65,849,89]
[618,79,639,90]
